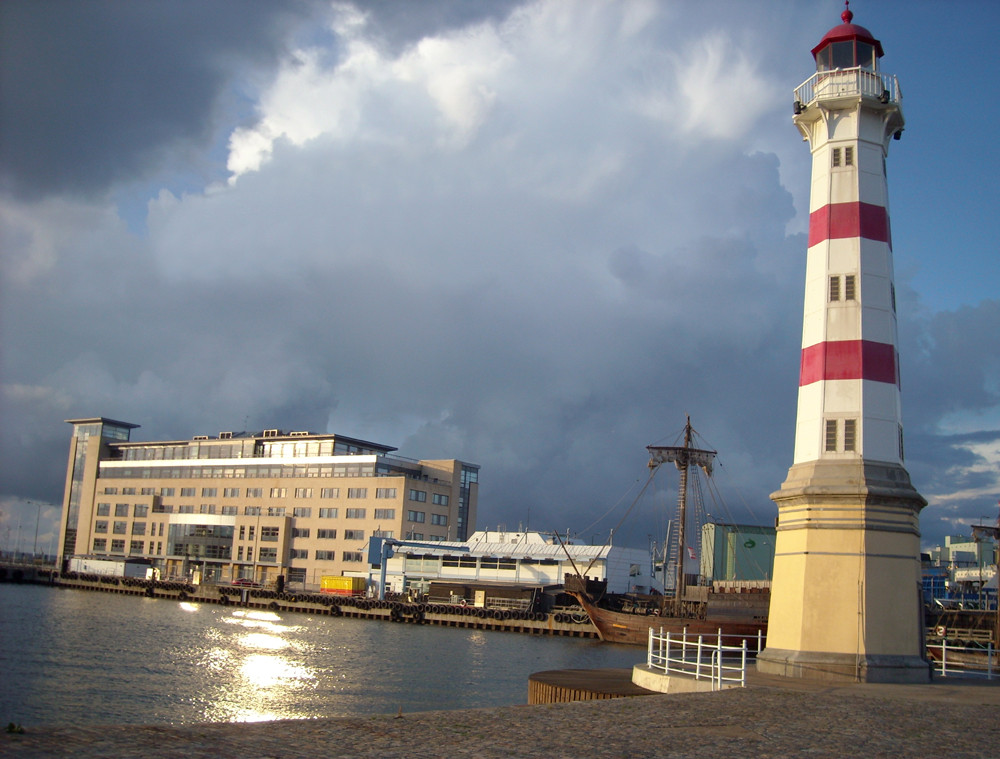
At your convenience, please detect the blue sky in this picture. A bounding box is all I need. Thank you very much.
[1,0,998,557]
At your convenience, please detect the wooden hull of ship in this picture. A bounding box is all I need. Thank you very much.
[570,591,767,648]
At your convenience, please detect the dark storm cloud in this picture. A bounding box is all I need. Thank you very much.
[0,0,318,198]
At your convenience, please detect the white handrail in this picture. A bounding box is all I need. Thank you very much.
[646,628,749,690]
[928,640,996,680]
[794,67,902,108]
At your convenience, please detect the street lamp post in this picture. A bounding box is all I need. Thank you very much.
[28,501,42,560]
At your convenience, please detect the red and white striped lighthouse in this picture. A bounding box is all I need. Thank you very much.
[757,4,930,683]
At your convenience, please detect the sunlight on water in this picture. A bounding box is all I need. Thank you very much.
[1,585,646,727]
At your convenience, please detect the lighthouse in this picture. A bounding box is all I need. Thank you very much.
[756,5,930,683]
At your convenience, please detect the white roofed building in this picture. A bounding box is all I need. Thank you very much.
[371,529,658,596]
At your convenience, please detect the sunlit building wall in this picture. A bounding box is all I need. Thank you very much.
[58,418,478,587]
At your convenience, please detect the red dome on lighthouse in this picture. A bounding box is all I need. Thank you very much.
[812,2,884,69]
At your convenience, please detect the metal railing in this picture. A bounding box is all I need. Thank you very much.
[928,640,997,680]
[646,628,754,690]
[794,67,902,108]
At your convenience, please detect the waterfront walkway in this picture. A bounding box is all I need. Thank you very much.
[4,671,999,758]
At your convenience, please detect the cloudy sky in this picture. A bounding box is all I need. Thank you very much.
[2,0,998,558]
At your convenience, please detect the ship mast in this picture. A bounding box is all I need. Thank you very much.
[647,416,716,616]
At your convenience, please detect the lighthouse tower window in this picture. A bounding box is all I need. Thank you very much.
[843,419,857,452]
[844,146,854,165]
[832,148,841,167]
[829,276,841,302]
[825,420,838,452]
[844,275,857,301]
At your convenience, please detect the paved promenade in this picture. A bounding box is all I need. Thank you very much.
[4,672,999,758]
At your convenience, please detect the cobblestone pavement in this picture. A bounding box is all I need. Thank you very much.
[4,675,999,759]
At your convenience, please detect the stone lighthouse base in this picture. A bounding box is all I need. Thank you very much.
[756,648,931,684]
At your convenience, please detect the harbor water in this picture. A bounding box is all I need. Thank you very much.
[0,584,644,727]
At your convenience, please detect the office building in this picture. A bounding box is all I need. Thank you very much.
[58,417,478,588]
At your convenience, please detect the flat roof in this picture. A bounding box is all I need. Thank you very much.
[65,417,141,429]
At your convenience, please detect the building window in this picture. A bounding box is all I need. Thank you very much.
[270,488,287,498]
[245,506,261,516]
[295,488,313,499]
[375,488,397,499]
[237,546,244,561]
[246,547,253,562]
[342,551,364,563]
[372,529,394,538]
[93,538,107,552]
[432,494,449,506]
[246,488,263,498]
[130,540,144,554]
[160,487,175,497]
[293,507,312,518]
[134,504,148,518]
[346,508,366,519]
[141,488,154,496]
[111,539,126,553]
[320,488,339,499]
[239,525,246,540]
[261,527,280,542]
[180,487,195,497]
[344,529,365,541]
[122,487,136,495]
[409,489,427,502]
[104,487,118,495]
[223,487,240,498]
[222,506,238,516]
[315,550,337,561]
[844,419,857,452]
[844,146,854,166]
[97,503,110,516]
[828,276,840,302]
[201,488,217,498]
[431,514,448,526]
[113,521,128,534]
[347,488,367,499]
[825,420,838,452]
[199,504,217,514]
[317,529,337,539]
[94,520,108,534]
[132,522,146,535]
[374,508,395,520]
[319,508,338,519]
[178,505,194,514]
[844,274,857,301]
[407,510,426,523]
[115,503,129,517]
[259,547,277,563]
[409,532,424,540]
[289,549,309,559]
[291,527,310,538]
[831,148,841,167]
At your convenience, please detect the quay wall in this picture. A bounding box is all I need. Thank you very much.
[0,564,598,640]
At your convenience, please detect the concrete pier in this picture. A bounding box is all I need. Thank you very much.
[4,671,998,758]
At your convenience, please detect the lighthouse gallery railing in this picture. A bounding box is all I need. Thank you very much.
[794,67,902,108]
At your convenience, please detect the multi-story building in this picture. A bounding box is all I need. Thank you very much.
[58,417,478,588]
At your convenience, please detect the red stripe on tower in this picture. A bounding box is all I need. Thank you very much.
[808,202,891,247]
[799,340,898,386]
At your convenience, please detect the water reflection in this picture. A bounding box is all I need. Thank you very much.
[199,609,319,723]
[2,585,645,727]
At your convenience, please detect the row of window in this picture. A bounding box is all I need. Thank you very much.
[831,146,854,168]
[96,503,149,517]
[828,274,857,303]
[824,418,858,453]
[102,485,451,506]
[100,463,380,480]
